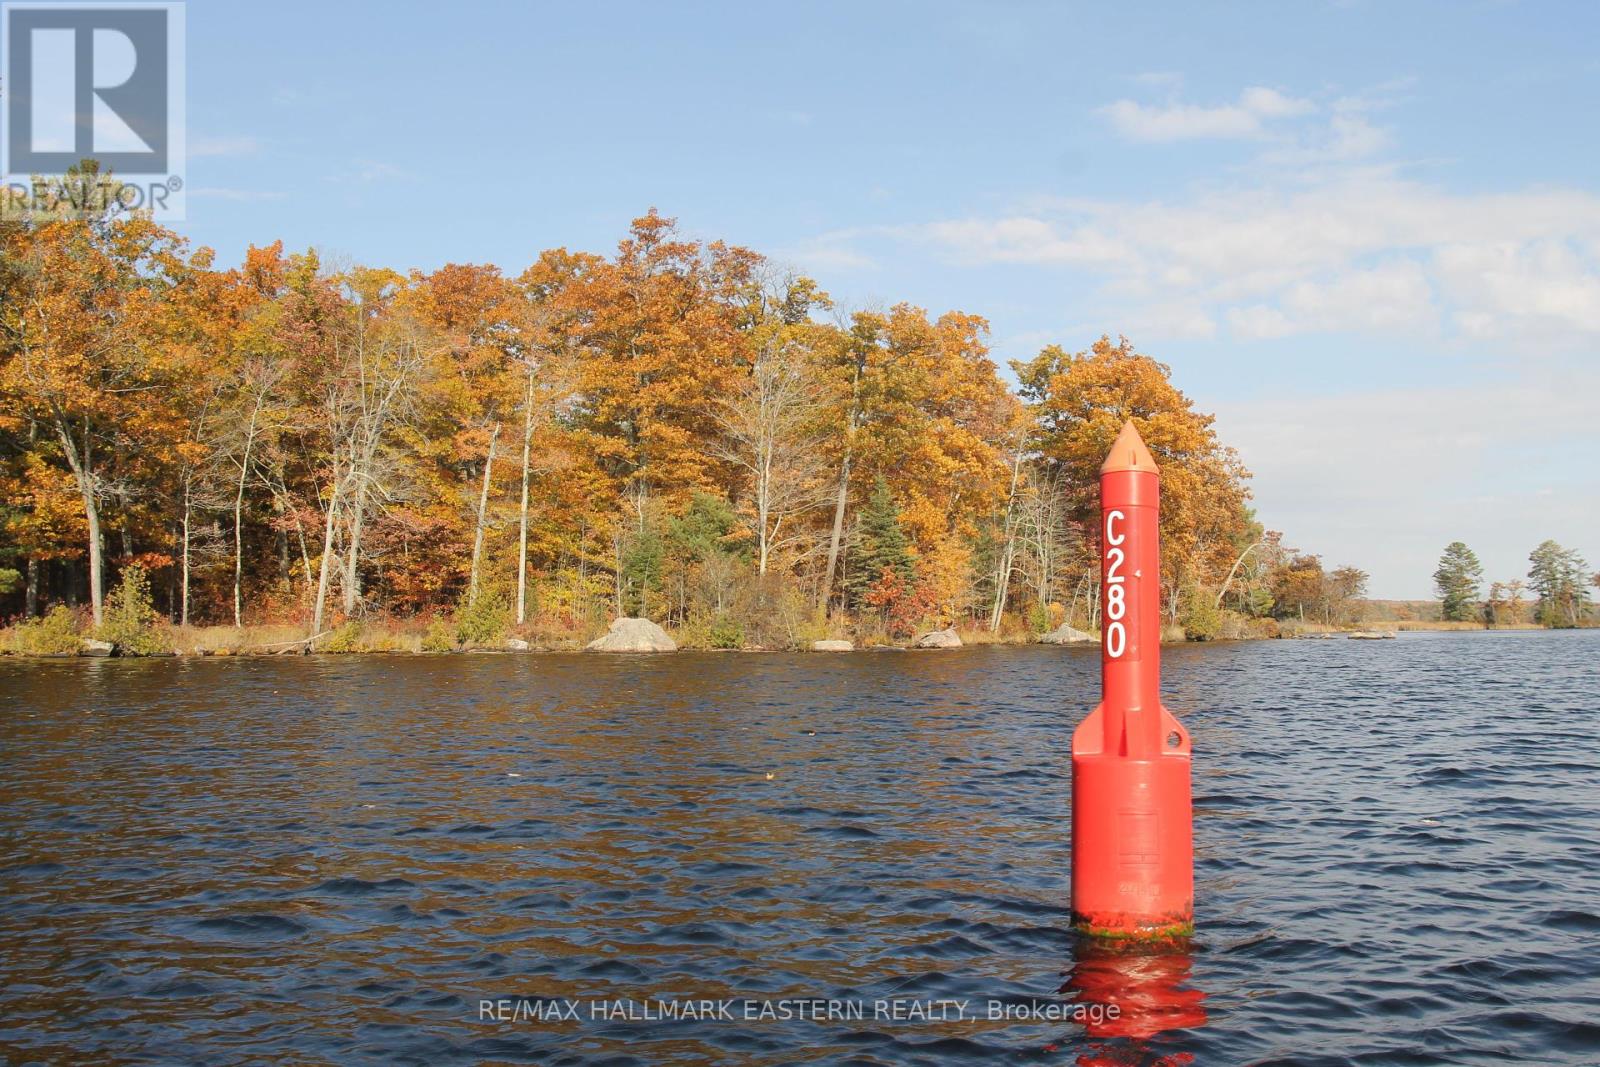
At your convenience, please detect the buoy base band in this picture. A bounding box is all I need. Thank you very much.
[1070,913,1195,942]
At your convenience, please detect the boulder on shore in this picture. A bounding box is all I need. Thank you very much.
[811,639,854,652]
[1038,623,1097,645]
[585,617,677,653]
[913,627,962,649]
[504,637,531,651]
[79,638,116,657]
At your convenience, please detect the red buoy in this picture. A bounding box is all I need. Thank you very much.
[1071,421,1194,939]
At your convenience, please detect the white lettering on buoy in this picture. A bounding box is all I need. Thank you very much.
[1105,508,1127,659]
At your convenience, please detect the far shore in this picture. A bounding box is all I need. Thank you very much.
[0,618,1572,661]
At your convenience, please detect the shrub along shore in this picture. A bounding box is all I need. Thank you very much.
[3,593,1557,660]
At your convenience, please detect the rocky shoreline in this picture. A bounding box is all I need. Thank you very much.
[3,615,1101,659]
[5,618,1558,660]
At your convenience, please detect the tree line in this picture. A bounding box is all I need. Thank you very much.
[1434,540,1595,628]
[2,168,1376,649]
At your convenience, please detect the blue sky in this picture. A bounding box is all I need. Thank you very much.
[179,0,1599,599]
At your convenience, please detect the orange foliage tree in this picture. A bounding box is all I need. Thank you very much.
[3,186,1341,647]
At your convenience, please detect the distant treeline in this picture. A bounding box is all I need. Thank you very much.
[3,165,1404,649]
[1433,540,1594,628]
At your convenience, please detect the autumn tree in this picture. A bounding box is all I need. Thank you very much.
[1014,463,1080,627]
[0,448,84,616]
[0,165,192,623]
[817,312,880,610]
[712,276,831,577]
[564,211,756,518]
[1484,580,1527,626]
[1013,335,1250,618]
[216,248,298,626]
[1,206,1389,649]
[1214,516,1281,617]
[411,263,528,608]
[1326,566,1369,626]
[305,268,432,636]
[1271,553,1325,622]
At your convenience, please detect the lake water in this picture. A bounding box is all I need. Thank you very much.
[2,633,1597,1065]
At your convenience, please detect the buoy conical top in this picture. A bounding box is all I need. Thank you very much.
[1100,420,1159,475]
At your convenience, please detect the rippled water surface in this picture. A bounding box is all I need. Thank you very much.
[3,632,1598,1065]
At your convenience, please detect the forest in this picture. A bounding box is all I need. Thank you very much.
[1,169,1386,652]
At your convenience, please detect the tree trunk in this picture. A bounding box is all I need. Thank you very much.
[233,487,246,627]
[613,528,624,616]
[822,447,852,611]
[311,481,341,639]
[757,468,772,577]
[233,410,259,627]
[342,485,366,616]
[25,557,39,618]
[517,369,535,625]
[469,423,500,607]
[821,348,865,612]
[54,418,104,625]
[989,445,1024,631]
[989,538,1016,632]
[180,477,192,627]
[271,480,315,588]
[276,521,289,591]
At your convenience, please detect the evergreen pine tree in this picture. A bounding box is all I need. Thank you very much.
[1432,541,1484,622]
[1528,539,1590,627]
[846,477,914,609]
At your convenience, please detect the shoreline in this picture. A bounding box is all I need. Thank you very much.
[0,619,1571,661]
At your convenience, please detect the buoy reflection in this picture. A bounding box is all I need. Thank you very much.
[1058,935,1207,1064]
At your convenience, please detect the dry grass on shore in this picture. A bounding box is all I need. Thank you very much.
[172,623,312,653]
[1365,619,1545,632]
[5,614,1573,659]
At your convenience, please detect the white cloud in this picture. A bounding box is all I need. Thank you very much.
[1260,114,1389,165]
[1239,86,1315,119]
[1099,99,1257,141]
[190,134,262,158]
[910,216,1136,268]
[776,231,879,274]
[1215,373,1600,598]
[796,80,1597,376]
[326,160,414,184]
[188,187,286,202]
[1329,75,1418,115]
[1229,259,1438,338]
[1098,86,1314,142]
[1224,304,1294,340]
[1103,79,1399,168]
[1122,300,1218,340]
[883,175,1600,344]
[1434,240,1600,335]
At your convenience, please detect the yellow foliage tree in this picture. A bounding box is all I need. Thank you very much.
[1013,335,1251,607]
